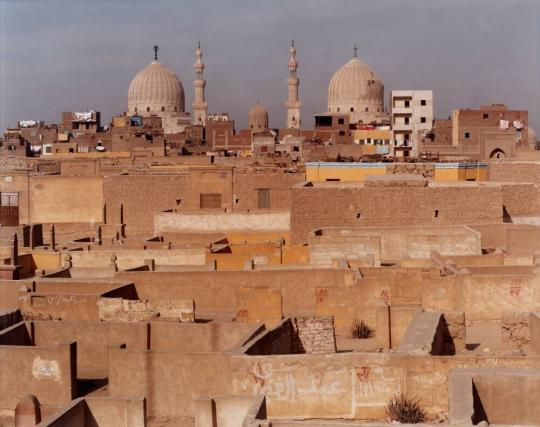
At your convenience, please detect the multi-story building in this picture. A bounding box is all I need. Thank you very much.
[390,90,433,157]
[419,104,532,160]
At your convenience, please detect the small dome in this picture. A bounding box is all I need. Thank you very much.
[128,60,185,115]
[328,56,384,124]
[249,103,269,131]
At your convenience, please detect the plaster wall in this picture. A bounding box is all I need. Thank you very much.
[29,176,103,224]
[291,183,503,244]
[155,211,290,234]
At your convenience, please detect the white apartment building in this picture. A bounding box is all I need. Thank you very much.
[390,90,433,157]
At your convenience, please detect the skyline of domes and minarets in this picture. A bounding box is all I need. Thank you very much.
[123,42,391,135]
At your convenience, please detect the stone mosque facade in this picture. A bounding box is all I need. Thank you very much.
[127,44,388,133]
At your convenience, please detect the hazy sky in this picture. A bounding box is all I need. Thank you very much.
[1,0,539,132]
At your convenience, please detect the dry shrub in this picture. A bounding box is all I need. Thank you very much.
[352,320,373,339]
[385,393,425,424]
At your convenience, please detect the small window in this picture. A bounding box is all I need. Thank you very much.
[293,146,300,152]
[200,193,221,209]
[365,107,369,112]
[483,113,489,119]
[161,106,165,112]
[338,118,345,125]
[260,146,268,153]
[420,117,426,123]
[68,148,74,153]
[339,130,345,136]
[326,178,340,182]
[464,132,470,139]
[404,117,410,124]
[350,107,354,112]
[337,107,340,112]
[434,210,439,218]
[404,100,410,107]
[420,99,427,106]
[175,107,178,112]
[258,189,270,209]
[146,107,150,112]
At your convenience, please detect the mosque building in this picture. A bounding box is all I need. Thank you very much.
[248,102,269,132]
[127,45,191,134]
[327,45,388,125]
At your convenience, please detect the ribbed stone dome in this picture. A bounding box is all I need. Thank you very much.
[128,60,185,115]
[327,57,384,124]
[249,103,269,131]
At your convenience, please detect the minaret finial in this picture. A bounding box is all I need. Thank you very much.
[154,45,159,61]
[198,40,201,49]
[353,43,357,58]
[291,39,294,47]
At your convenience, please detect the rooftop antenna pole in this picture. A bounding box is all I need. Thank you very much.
[154,45,159,61]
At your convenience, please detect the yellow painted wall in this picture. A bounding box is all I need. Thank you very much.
[32,251,62,270]
[306,165,386,182]
[434,166,488,181]
[351,129,392,141]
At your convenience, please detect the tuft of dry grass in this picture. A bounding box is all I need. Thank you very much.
[352,320,373,339]
[385,393,425,424]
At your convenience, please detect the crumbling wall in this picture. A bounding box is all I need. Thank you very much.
[501,311,530,353]
[292,316,336,354]
[530,312,540,355]
[386,162,435,178]
[444,311,466,350]
[115,269,351,320]
[98,297,195,322]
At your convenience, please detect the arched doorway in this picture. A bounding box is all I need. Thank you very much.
[489,149,506,159]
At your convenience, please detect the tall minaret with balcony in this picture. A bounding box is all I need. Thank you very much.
[285,40,301,129]
[192,42,208,126]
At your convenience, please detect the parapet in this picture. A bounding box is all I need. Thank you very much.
[364,173,428,187]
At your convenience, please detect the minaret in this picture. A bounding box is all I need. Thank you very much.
[192,42,208,126]
[285,40,301,129]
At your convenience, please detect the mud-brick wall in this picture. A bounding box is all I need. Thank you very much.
[500,183,540,217]
[489,161,540,183]
[103,169,241,236]
[103,174,188,236]
[232,169,304,212]
[290,184,503,244]
[293,316,336,354]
